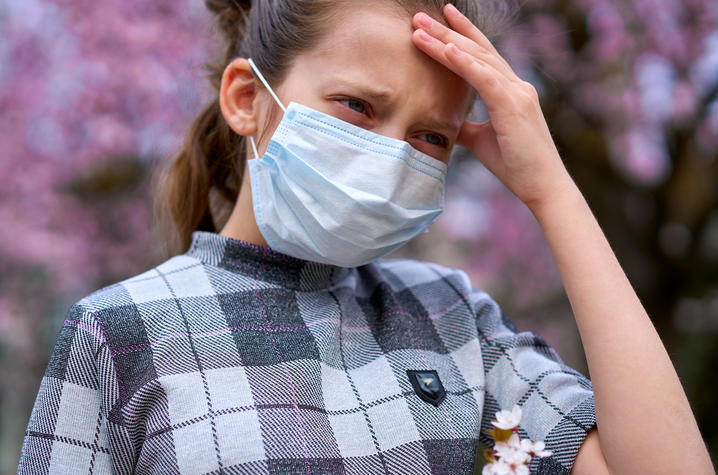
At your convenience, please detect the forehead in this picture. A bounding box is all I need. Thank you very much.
[291,4,473,123]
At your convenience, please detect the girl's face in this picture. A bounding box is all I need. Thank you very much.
[256,4,474,163]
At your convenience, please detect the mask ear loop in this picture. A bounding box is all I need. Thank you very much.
[249,133,260,160]
[247,58,287,159]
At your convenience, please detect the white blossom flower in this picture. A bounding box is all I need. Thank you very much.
[519,438,553,458]
[499,446,532,466]
[505,433,521,448]
[494,434,524,460]
[492,404,523,430]
[482,459,530,475]
[483,404,551,475]
[482,460,511,475]
[510,463,530,475]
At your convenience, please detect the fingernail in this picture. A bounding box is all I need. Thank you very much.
[419,13,432,28]
[445,4,460,17]
[418,30,433,42]
[448,43,461,55]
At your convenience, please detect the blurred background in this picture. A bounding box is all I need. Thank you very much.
[0,0,716,471]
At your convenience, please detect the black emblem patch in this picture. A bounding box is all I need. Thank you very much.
[407,369,446,406]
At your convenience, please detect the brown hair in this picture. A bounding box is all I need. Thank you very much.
[153,0,519,257]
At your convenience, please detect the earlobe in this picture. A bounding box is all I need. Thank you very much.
[219,57,258,136]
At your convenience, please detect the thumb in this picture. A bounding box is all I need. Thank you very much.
[457,120,501,170]
[457,119,491,148]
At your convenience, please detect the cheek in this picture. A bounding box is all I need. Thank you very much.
[256,100,284,148]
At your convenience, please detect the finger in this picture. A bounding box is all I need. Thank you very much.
[442,4,513,72]
[414,34,509,115]
[457,119,490,149]
[412,29,499,82]
[458,120,502,172]
[411,28,453,70]
[412,12,520,84]
[412,12,514,81]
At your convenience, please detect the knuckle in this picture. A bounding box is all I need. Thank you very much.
[518,92,534,108]
[483,72,500,89]
[520,80,539,99]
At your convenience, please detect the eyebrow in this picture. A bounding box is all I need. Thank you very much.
[328,78,460,134]
[418,115,461,136]
[330,78,397,102]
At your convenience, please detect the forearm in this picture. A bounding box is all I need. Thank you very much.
[528,181,713,474]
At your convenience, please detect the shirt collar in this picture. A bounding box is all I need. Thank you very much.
[184,231,353,291]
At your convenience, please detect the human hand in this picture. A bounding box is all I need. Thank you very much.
[411,4,577,212]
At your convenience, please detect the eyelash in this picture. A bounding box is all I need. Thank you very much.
[336,97,448,148]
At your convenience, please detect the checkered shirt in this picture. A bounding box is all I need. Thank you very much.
[19,230,596,474]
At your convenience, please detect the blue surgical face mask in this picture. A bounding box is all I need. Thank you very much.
[246,58,446,267]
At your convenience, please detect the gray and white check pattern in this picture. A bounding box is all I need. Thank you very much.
[19,230,596,474]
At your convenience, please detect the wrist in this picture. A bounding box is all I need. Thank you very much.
[525,175,585,221]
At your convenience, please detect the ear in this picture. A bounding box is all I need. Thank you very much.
[219,58,259,136]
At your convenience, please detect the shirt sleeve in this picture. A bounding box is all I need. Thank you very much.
[18,303,117,474]
[471,288,597,475]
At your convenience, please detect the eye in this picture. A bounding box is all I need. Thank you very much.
[338,98,369,115]
[417,132,448,148]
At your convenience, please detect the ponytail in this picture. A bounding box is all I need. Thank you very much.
[153,0,251,257]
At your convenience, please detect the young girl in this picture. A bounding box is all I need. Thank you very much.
[19,0,712,474]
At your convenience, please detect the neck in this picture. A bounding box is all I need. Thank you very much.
[218,165,269,248]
